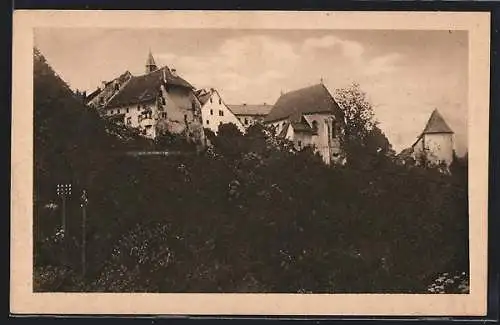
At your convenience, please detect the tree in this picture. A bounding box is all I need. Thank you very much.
[334,83,394,169]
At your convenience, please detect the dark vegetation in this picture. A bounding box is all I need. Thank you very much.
[33,49,469,293]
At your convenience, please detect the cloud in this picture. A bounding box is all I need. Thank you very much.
[364,53,403,76]
[155,35,301,102]
[301,35,365,61]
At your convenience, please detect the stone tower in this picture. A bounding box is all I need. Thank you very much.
[412,109,454,166]
[145,50,158,74]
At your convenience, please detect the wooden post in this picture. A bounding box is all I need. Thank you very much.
[62,195,66,235]
[81,190,88,278]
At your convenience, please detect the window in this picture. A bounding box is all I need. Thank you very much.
[184,114,188,121]
[192,101,196,111]
[210,109,213,115]
[244,118,249,125]
[137,105,141,111]
[210,97,213,103]
[126,108,129,113]
[311,120,318,133]
[298,140,302,148]
[219,110,224,117]
[219,98,222,105]
[331,121,337,138]
[126,117,131,125]
[110,110,114,114]
[206,120,210,125]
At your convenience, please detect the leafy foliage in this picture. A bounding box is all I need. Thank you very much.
[334,83,395,169]
[33,50,469,294]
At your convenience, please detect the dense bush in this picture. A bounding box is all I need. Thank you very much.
[33,49,469,293]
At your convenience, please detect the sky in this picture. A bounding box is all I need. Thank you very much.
[34,28,468,155]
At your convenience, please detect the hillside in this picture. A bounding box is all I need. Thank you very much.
[34,48,150,203]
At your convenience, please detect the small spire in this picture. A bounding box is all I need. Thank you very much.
[145,49,158,73]
[320,77,324,84]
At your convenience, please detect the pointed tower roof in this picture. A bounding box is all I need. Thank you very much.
[146,49,156,67]
[422,109,454,134]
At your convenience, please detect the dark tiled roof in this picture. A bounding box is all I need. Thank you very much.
[195,88,212,106]
[107,67,193,108]
[291,120,314,133]
[398,147,414,158]
[86,88,102,103]
[422,109,454,134]
[278,121,290,137]
[227,104,273,116]
[264,83,343,123]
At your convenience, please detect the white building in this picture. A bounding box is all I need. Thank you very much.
[86,51,205,144]
[196,88,245,134]
[227,104,273,129]
[264,83,344,165]
[410,109,454,167]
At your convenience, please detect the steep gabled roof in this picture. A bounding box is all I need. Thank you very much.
[264,83,343,123]
[422,109,454,134]
[227,104,273,116]
[106,67,193,108]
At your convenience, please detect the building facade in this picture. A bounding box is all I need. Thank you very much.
[86,51,205,144]
[410,109,454,167]
[227,104,273,129]
[196,88,245,134]
[264,83,344,165]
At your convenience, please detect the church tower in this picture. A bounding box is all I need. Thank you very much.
[145,50,158,74]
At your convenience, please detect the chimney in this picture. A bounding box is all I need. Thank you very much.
[171,68,177,77]
[102,81,107,89]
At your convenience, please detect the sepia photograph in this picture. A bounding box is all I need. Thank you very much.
[11,11,490,316]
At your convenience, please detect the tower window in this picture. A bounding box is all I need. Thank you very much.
[210,97,213,103]
[332,121,337,138]
[219,110,224,116]
[219,98,222,105]
[244,118,249,125]
[126,108,129,113]
[206,120,210,125]
[311,120,318,133]
[210,109,213,115]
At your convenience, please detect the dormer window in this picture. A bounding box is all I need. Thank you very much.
[219,98,222,105]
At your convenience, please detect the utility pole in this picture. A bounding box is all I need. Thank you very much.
[80,189,88,278]
[56,183,72,237]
